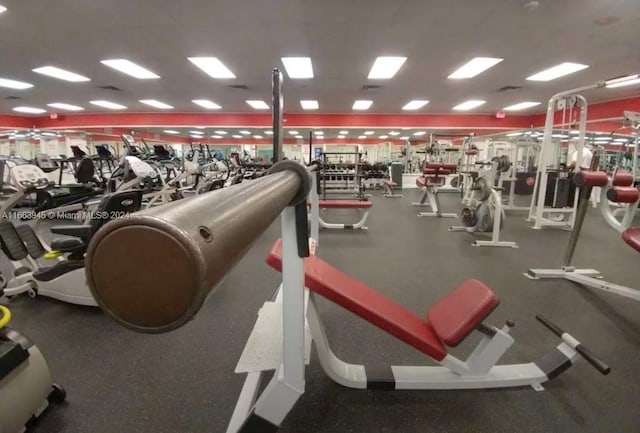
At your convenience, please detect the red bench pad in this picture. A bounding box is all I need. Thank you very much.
[319,200,372,209]
[622,228,640,253]
[416,177,427,187]
[383,180,397,187]
[266,240,447,361]
[426,280,499,346]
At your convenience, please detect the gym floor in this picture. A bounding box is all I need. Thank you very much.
[8,189,640,433]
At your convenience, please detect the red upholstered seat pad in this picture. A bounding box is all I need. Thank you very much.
[426,280,499,346]
[416,177,427,187]
[384,180,397,186]
[622,228,640,253]
[266,240,448,361]
[318,200,372,209]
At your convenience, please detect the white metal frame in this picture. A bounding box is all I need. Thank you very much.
[450,188,518,248]
[412,179,457,218]
[308,175,370,230]
[382,180,403,198]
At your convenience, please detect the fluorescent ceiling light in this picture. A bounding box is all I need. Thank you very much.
[253,135,263,139]
[90,100,126,110]
[389,131,400,136]
[413,131,426,136]
[358,135,366,139]
[189,130,204,135]
[300,100,319,110]
[368,56,407,79]
[402,100,430,110]
[364,131,374,135]
[281,57,314,79]
[211,135,222,139]
[288,130,299,135]
[594,136,611,141]
[613,138,628,142]
[295,135,303,139]
[314,131,324,135]
[239,130,251,135]
[194,126,206,129]
[453,100,486,111]
[551,134,568,138]
[246,100,269,110]
[190,134,203,138]
[0,5,6,14]
[101,59,160,79]
[339,130,349,134]
[526,62,589,81]
[13,134,26,138]
[192,99,221,109]
[47,102,84,111]
[400,136,409,139]
[506,132,523,137]
[214,130,227,135]
[503,101,541,111]
[569,130,581,135]
[140,99,174,109]
[606,74,640,88]
[265,130,273,135]
[232,135,242,138]
[13,106,46,114]
[163,130,180,134]
[0,78,33,89]
[32,66,90,82]
[352,100,373,110]
[188,57,235,79]
[379,135,388,139]
[338,135,345,139]
[448,57,503,79]
[41,132,58,137]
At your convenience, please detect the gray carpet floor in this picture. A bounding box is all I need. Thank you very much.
[6,189,640,433]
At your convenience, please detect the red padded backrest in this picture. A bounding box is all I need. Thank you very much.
[622,228,640,253]
[266,240,448,361]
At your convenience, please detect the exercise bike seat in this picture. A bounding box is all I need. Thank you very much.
[33,260,84,282]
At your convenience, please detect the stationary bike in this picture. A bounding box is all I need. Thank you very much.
[0,189,143,306]
[0,304,65,433]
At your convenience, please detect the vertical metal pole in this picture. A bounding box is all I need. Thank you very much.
[310,173,320,244]
[272,68,284,163]
[562,153,600,267]
[280,207,306,392]
[309,131,313,164]
[529,96,557,227]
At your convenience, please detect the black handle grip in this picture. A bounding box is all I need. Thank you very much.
[575,345,611,375]
[536,314,610,376]
[536,314,563,337]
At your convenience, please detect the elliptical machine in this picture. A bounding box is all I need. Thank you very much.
[0,304,65,433]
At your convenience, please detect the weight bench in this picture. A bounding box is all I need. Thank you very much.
[412,175,457,218]
[313,200,372,230]
[382,179,402,198]
[220,236,607,433]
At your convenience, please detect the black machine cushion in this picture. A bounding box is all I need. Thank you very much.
[0,221,29,261]
[15,225,47,259]
[33,260,84,282]
[50,238,84,252]
[0,338,29,381]
[51,225,93,240]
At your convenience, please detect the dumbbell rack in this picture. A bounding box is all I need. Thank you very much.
[320,152,366,200]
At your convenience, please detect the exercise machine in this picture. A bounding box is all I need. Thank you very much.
[84,69,609,433]
[412,163,457,218]
[0,304,65,433]
[526,164,640,301]
[0,190,142,306]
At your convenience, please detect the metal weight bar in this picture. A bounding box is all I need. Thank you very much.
[272,68,284,163]
[86,161,311,334]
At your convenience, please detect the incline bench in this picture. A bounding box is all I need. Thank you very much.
[382,179,402,198]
